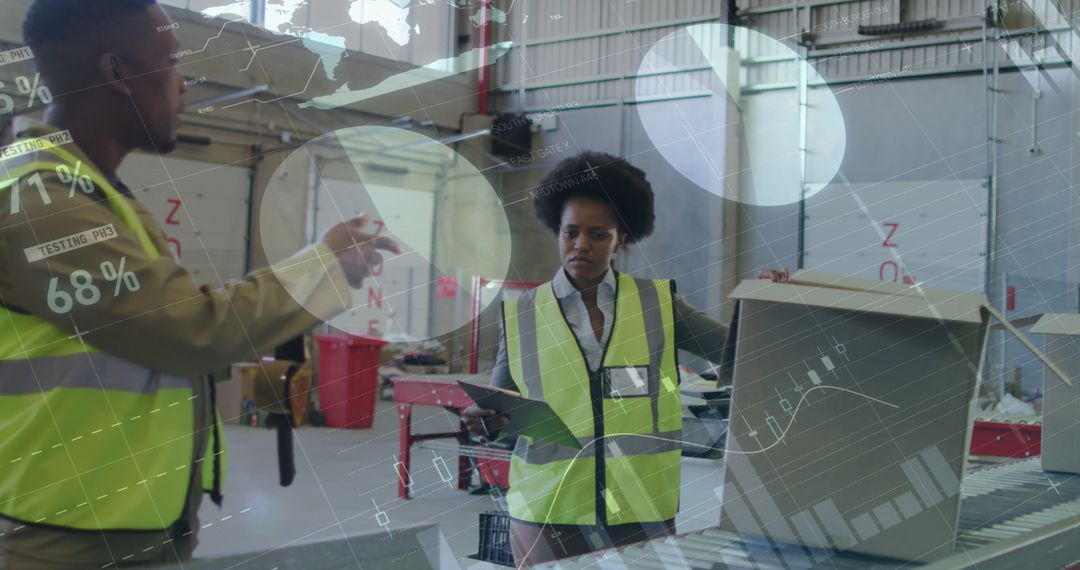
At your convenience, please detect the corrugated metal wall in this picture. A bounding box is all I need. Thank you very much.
[496,0,1078,106]
[494,0,727,111]
[489,0,1080,391]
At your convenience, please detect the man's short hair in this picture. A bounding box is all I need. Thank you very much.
[23,0,157,54]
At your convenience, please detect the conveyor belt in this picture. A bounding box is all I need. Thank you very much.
[546,526,907,569]
[955,459,1080,552]
[546,459,1080,569]
[153,459,1080,569]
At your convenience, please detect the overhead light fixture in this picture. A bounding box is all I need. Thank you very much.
[859,19,944,36]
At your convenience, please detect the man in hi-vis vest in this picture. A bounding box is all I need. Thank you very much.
[0,1,399,567]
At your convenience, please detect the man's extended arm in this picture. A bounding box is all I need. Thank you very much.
[0,170,354,376]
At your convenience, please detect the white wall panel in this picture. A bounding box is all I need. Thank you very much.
[119,153,252,285]
[804,180,988,293]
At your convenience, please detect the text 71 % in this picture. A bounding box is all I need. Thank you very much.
[48,256,141,314]
[0,73,53,115]
[4,160,95,215]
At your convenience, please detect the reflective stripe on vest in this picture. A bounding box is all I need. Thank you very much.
[0,146,224,531]
[503,273,682,526]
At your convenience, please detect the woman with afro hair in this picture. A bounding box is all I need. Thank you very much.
[464,151,788,566]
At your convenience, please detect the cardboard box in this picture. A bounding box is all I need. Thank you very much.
[718,272,989,562]
[231,361,301,426]
[1029,313,1080,474]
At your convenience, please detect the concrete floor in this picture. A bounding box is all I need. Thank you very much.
[193,399,726,566]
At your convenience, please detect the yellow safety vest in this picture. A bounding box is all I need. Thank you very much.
[0,143,226,531]
[503,273,682,526]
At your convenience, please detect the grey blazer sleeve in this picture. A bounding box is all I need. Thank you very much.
[673,294,729,365]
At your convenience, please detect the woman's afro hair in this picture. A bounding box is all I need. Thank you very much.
[533,151,655,243]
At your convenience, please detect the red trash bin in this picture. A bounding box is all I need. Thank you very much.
[315,334,388,429]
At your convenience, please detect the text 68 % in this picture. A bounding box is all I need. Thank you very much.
[0,73,53,115]
[5,160,95,215]
[48,256,141,314]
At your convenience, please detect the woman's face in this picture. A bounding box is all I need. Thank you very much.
[559,197,626,287]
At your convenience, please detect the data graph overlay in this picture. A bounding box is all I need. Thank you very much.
[720,297,986,562]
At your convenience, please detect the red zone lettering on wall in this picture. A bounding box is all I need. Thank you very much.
[164,198,183,258]
[366,219,386,336]
[879,222,916,285]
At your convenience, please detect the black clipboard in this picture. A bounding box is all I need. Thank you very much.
[458,381,582,449]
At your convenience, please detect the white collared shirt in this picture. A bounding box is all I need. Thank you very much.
[551,267,617,371]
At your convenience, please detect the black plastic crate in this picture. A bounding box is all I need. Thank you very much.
[477,511,514,567]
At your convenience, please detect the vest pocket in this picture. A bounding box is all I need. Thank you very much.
[603,397,655,437]
[602,366,651,399]
[604,449,682,525]
[601,365,656,437]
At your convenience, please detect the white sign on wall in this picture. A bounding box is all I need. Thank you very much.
[803,180,988,293]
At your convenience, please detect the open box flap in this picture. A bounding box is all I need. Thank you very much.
[730,279,986,323]
[988,314,1043,330]
[1031,313,1080,336]
[982,305,1073,388]
[730,273,1072,387]
[984,302,1067,386]
[790,270,986,303]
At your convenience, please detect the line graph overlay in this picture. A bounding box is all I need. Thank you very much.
[727,385,900,456]
[222,57,325,109]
